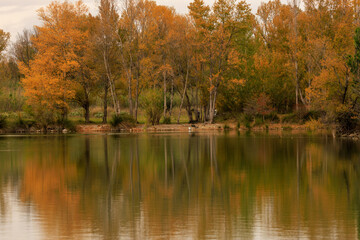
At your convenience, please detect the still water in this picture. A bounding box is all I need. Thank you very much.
[0,132,360,239]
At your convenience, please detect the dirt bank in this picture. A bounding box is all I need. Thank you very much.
[74,122,333,134]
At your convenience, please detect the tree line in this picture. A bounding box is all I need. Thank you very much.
[1,0,360,129]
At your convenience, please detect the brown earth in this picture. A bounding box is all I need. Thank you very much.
[74,122,333,134]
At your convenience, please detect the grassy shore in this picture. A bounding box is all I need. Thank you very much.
[0,107,336,135]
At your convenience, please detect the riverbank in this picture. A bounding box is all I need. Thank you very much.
[0,121,340,136]
[75,122,334,134]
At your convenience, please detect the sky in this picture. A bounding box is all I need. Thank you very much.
[0,0,266,42]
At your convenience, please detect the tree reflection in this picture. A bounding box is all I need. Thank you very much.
[0,134,358,239]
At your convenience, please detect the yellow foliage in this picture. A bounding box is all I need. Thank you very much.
[19,0,90,118]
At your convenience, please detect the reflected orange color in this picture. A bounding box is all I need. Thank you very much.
[0,134,358,239]
[20,160,84,238]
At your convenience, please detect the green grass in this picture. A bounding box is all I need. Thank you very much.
[68,107,192,125]
[0,107,199,132]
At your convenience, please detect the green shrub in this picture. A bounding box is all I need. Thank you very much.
[0,114,7,129]
[15,115,35,129]
[245,120,252,130]
[15,116,26,129]
[110,115,122,127]
[93,112,103,119]
[25,105,55,129]
[302,110,326,121]
[69,108,83,117]
[60,119,76,132]
[244,114,253,123]
[224,124,230,130]
[162,116,171,124]
[264,113,280,123]
[254,117,264,126]
[140,89,163,125]
[336,107,359,133]
[282,110,325,124]
[282,126,293,131]
[0,92,25,113]
[282,113,299,123]
[240,114,253,130]
[110,112,136,127]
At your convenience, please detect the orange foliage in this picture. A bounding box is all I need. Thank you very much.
[20,1,90,118]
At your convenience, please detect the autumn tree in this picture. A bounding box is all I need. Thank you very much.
[189,0,255,123]
[95,0,121,121]
[12,29,37,68]
[304,0,354,112]
[256,0,298,112]
[20,1,94,126]
[0,30,10,59]
[216,1,256,114]
[118,0,138,118]
[348,28,360,99]
[120,0,158,121]
[188,0,211,122]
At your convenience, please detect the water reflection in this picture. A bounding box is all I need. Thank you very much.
[0,133,360,239]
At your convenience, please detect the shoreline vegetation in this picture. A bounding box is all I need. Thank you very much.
[0,122,336,136]
[1,0,360,138]
[0,109,340,137]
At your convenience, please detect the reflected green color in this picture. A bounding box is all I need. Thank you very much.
[0,133,360,239]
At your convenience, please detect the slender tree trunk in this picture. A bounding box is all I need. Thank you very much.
[128,73,133,117]
[135,76,139,122]
[163,71,167,118]
[185,91,193,123]
[209,85,218,124]
[343,72,350,104]
[103,52,120,115]
[201,106,204,122]
[195,88,199,122]
[177,64,189,124]
[134,60,140,122]
[170,77,174,117]
[103,81,108,123]
[117,32,133,117]
[293,0,299,111]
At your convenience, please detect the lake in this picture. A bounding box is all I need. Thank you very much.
[0,132,359,239]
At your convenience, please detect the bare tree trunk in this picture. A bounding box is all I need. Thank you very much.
[209,95,215,124]
[343,71,350,104]
[134,59,140,122]
[185,91,193,123]
[103,80,108,123]
[135,75,139,122]
[195,88,199,122]
[177,64,190,124]
[118,50,132,116]
[201,106,204,122]
[296,81,299,111]
[293,0,299,111]
[169,77,174,117]
[80,75,91,123]
[163,71,167,118]
[209,83,218,124]
[128,73,133,117]
[104,52,120,115]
